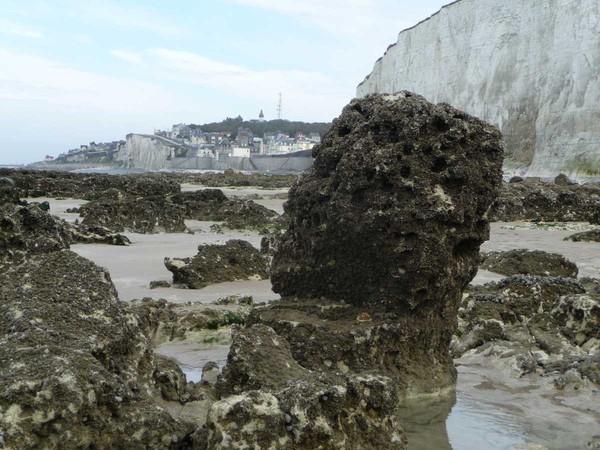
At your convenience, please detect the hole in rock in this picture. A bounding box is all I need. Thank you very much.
[403,143,414,155]
[400,166,411,178]
[432,157,448,173]
[453,238,480,257]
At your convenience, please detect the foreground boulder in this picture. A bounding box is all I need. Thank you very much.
[0,251,194,449]
[480,249,578,278]
[165,240,269,289]
[203,93,504,448]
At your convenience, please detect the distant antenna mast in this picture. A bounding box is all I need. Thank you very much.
[277,93,282,120]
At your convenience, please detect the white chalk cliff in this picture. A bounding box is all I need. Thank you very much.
[357,0,600,178]
[116,134,190,170]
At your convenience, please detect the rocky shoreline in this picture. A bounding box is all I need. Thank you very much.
[2,95,600,449]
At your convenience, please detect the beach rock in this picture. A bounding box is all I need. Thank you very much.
[3,169,180,200]
[480,249,578,278]
[149,280,171,289]
[454,275,600,385]
[79,196,187,234]
[204,93,503,448]
[164,240,269,289]
[78,189,278,234]
[272,92,504,308]
[0,251,193,449]
[580,353,600,384]
[554,173,576,186]
[0,203,72,270]
[565,230,600,242]
[132,298,251,345]
[204,324,406,450]
[491,177,600,222]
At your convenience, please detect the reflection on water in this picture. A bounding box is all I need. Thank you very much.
[399,393,530,450]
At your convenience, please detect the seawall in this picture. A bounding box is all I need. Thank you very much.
[357,0,600,179]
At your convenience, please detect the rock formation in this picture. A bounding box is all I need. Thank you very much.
[491,177,600,222]
[357,0,600,179]
[78,189,279,234]
[453,275,600,385]
[203,93,503,448]
[165,240,269,289]
[3,169,180,200]
[565,230,600,242]
[481,250,579,278]
[0,197,201,448]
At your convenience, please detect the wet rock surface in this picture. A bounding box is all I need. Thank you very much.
[491,176,600,223]
[0,250,196,449]
[480,249,579,278]
[200,93,503,448]
[78,189,278,234]
[2,169,180,200]
[165,240,269,289]
[132,298,251,345]
[565,230,600,242]
[453,275,600,384]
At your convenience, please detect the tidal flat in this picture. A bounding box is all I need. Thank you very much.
[39,185,600,450]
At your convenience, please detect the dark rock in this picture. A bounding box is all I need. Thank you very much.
[554,173,576,186]
[491,177,600,222]
[509,176,524,183]
[3,169,180,200]
[204,93,503,447]
[480,249,578,278]
[454,275,600,384]
[0,251,193,449]
[0,203,72,270]
[149,280,171,289]
[79,189,278,234]
[581,353,600,384]
[165,240,269,289]
[565,230,600,243]
[272,92,503,309]
[79,196,187,234]
[206,324,406,450]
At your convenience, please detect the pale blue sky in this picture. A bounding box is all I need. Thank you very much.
[0,0,450,163]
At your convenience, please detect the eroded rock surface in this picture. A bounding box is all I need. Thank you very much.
[3,169,180,200]
[565,230,600,243]
[491,177,600,223]
[202,93,503,448]
[165,240,269,289]
[454,276,600,384]
[481,249,578,278]
[79,189,278,234]
[0,251,195,449]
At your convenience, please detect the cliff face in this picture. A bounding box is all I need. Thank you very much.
[116,134,189,170]
[357,0,600,179]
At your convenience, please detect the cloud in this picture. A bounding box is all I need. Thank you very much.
[0,49,184,114]
[145,48,349,120]
[109,50,144,65]
[0,19,43,38]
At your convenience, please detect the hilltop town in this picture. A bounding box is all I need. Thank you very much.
[48,113,330,169]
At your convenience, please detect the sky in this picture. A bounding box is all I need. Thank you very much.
[0,0,450,163]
